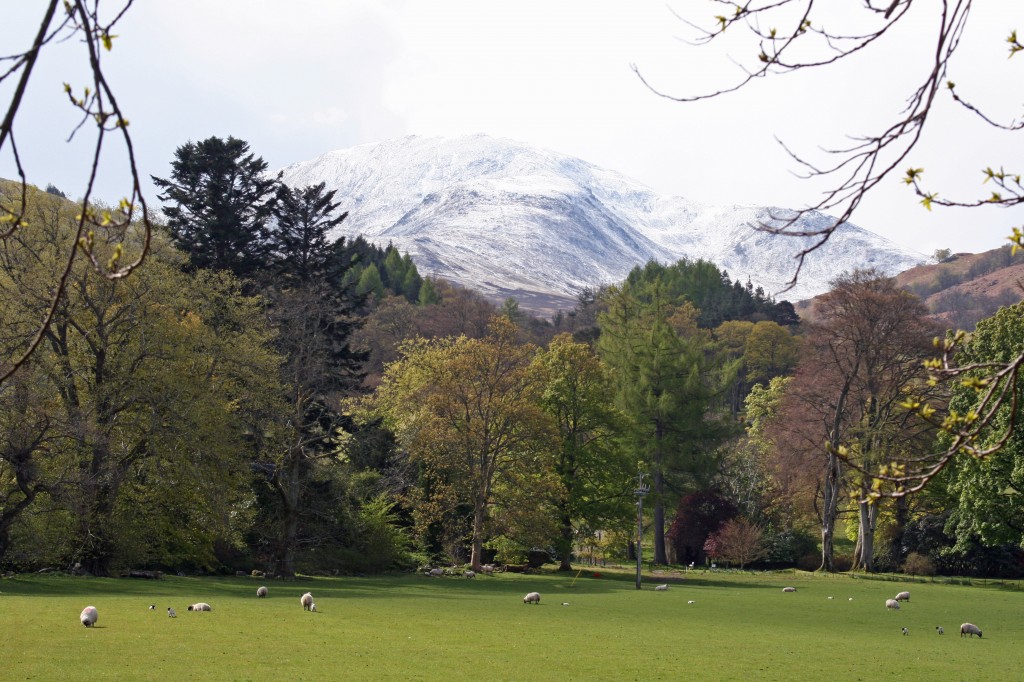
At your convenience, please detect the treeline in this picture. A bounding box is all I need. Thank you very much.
[1,136,1021,579]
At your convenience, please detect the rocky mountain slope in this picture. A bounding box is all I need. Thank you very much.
[279,134,927,314]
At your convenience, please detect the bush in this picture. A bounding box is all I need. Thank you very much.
[903,552,936,576]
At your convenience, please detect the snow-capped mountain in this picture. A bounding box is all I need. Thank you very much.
[279,134,925,312]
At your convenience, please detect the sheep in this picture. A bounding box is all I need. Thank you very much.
[256,586,268,598]
[80,605,98,627]
[301,592,314,611]
[480,564,496,575]
[167,607,177,618]
[428,568,444,578]
[523,591,541,605]
[148,604,156,610]
[687,600,695,604]
[654,584,668,591]
[895,591,911,602]
[936,626,944,635]
[885,599,900,611]
[782,586,797,593]
[187,602,212,612]
[464,570,476,579]
[960,623,982,638]
[310,602,317,613]
[901,627,909,636]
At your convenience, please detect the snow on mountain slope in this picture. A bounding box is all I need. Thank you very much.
[279,134,926,308]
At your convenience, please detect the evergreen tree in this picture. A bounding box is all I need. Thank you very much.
[356,263,385,300]
[153,136,280,278]
[270,182,348,283]
[418,277,442,305]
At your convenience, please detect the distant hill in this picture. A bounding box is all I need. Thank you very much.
[796,245,1024,329]
[278,134,926,316]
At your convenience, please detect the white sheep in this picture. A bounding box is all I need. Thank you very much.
[480,564,495,575]
[960,622,982,638]
[782,586,797,593]
[654,584,668,591]
[894,591,911,602]
[523,591,541,605]
[167,607,177,618]
[885,599,900,610]
[148,604,156,610]
[901,627,909,636]
[936,626,944,634]
[187,602,212,612]
[257,586,268,598]
[428,568,444,577]
[310,602,317,612]
[465,570,476,579]
[301,592,314,610]
[80,605,98,627]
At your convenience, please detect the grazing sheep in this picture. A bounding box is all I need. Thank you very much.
[428,568,444,578]
[895,591,911,602]
[782,586,797,593]
[827,596,834,600]
[465,570,476,579]
[167,607,177,618]
[936,626,944,635]
[257,586,268,598]
[310,602,317,612]
[80,606,98,627]
[885,599,900,610]
[523,592,541,605]
[687,600,695,604]
[480,564,495,575]
[301,592,314,611]
[654,584,668,591]
[187,602,212,612]
[901,627,909,636]
[960,623,982,638]
[148,604,156,611]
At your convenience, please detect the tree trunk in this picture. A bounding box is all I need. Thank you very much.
[653,467,667,565]
[557,509,573,571]
[819,449,840,572]
[470,504,486,571]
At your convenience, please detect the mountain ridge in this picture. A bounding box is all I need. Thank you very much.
[279,134,927,314]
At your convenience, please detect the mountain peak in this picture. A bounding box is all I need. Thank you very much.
[280,134,926,313]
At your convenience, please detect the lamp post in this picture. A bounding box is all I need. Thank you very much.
[634,472,650,590]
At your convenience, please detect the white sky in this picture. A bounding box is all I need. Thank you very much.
[3,1,1022,255]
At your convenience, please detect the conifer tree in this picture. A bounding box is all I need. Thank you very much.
[270,182,348,283]
[153,136,280,278]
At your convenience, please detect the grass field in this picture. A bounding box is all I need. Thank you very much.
[2,568,1021,680]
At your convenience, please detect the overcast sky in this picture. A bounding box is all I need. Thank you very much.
[4,1,1022,256]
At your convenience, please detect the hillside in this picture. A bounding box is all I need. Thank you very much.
[279,134,926,315]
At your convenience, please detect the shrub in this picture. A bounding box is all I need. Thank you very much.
[903,552,936,576]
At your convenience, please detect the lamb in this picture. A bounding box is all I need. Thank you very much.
[894,591,911,602]
[960,623,982,638]
[936,626,944,634]
[301,592,314,611]
[654,584,668,591]
[901,627,909,636]
[523,591,541,605]
[187,602,212,612]
[80,605,98,627]
[310,602,317,613]
[885,599,900,610]
[782,586,797,593]
[167,607,177,618]
[256,586,268,598]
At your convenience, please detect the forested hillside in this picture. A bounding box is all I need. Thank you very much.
[2,136,1022,581]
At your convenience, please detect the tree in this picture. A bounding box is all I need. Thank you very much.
[270,182,348,283]
[642,1,1024,492]
[946,302,1024,552]
[667,490,737,566]
[708,518,767,569]
[533,334,632,570]
[598,283,735,564]
[1,2,151,386]
[152,136,279,279]
[788,270,937,571]
[369,317,556,570]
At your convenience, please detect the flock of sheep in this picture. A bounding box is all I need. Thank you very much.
[78,586,320,628]
[77,577,986,641]
[779,587,983,639]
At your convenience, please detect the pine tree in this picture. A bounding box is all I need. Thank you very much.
[270,182,348,283]
[153,136,279,278]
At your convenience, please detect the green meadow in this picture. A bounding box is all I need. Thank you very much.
[2,569,1021,681]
